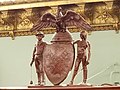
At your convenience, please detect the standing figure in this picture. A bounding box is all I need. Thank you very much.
[70,30,91,85]
[30,31,46,85]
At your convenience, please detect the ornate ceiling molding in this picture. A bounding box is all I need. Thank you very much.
[0,0,113,10]
[0,0,120,39]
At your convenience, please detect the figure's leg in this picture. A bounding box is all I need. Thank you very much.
[37,72,41,85]
[83,68,87,83]
[41,60,45,85]
[41,72,45,85]
[82,56,87,84]
[35,59,41,85]
[70,57,81,85]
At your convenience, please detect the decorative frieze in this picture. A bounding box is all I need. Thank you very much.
[0,0,120,39]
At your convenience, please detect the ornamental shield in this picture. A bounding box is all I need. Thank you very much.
[43,31,74,85]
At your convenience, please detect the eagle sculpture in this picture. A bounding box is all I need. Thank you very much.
[30,7,92,32]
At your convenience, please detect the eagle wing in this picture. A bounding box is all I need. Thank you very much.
[30,13,56,31]
[61,10,92,30]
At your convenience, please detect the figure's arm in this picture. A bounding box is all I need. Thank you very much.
[73,40,79,45]
[30,46,36,66]
[87,41,91,64]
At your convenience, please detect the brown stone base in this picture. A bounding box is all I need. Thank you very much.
[0,85,120,90]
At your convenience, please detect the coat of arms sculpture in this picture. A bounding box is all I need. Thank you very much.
[30,7,92,85]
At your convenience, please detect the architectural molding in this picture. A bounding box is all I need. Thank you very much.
[0,0,119,39]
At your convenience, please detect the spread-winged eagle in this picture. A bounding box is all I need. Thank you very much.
[30,10,92,32]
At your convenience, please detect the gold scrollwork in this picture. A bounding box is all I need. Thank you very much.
[93,2,115,24]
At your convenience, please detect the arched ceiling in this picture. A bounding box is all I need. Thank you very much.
[0,0,120,39]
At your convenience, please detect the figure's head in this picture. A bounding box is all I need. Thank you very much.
[80,30,88,40]
[35,31,44,40]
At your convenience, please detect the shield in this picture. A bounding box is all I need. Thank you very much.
[43,31,74,85]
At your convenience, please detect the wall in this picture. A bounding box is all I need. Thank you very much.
[0,31,120,87]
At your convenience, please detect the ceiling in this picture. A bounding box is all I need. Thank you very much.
[0,0,120,39]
